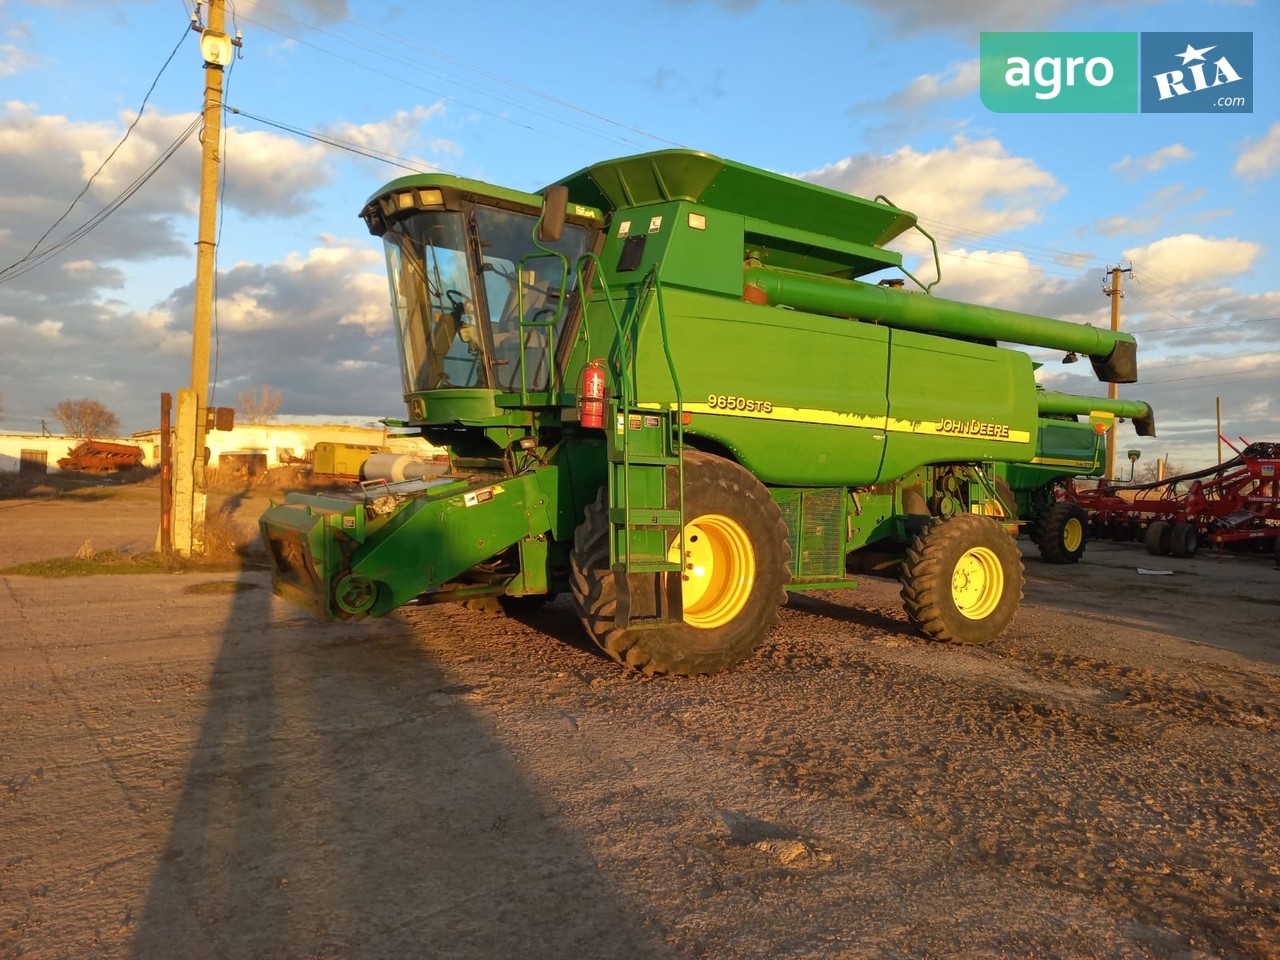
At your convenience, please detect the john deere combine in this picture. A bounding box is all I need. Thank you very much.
[1003,389,1155,564]
[261,149,1154,675]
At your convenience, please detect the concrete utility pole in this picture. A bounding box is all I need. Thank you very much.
[173,1,236,555]
[1102,263,1133,481]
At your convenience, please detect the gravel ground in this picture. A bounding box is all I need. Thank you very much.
[1,484,1277,959]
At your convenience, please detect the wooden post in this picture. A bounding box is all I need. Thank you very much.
[160,393,173,554]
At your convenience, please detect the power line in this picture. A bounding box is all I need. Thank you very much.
[1135,314,1280,336]
[228,107,438,172]
[892,235,1099,282]
[1139,366,1280,387]
[0,22,192,283]
[0,118,201,283]
[915,216,1097,270]
[236,0,681,150]
[1139,346,1280,376]
[225,4,668,154]
[301,1,684,148]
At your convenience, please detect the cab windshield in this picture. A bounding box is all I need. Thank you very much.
[383,205,589,393]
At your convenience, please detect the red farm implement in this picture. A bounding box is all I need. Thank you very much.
[1073,440,1280,560]
[57,440,145,474]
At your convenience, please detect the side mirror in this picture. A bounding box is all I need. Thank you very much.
[538,184,568,243]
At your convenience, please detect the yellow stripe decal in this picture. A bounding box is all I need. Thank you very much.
[1029,456,1098,468]
[680,402,1030,444]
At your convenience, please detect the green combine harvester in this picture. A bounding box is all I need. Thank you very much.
[1003,390,1155,564]
[260,149,1155,676]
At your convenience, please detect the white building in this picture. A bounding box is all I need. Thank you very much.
[0,421,443,476]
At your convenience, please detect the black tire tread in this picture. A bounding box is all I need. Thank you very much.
[900,513,1025,645]
[570,450,790,677]
[1170,521,1199,559]
[1036,502,1088,565]
[1144,520,1171,557]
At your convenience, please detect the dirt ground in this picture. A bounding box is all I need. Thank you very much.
[1,482,1278,959]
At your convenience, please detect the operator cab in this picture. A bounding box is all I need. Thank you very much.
[360,177,600,408]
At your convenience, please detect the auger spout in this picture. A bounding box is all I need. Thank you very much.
[1036,390,1156,436]
[743,265,1137,383]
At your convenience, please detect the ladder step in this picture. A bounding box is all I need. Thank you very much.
[607,452,678,466]
[609,508,683,527]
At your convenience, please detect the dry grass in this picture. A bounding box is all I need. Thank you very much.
[0,463,339,502]
[0,467,158,500]
[1,505,264,578]
[201,501,260,563]
[0,548,262,578]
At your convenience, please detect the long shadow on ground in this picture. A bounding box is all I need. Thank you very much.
[130,567,667,959]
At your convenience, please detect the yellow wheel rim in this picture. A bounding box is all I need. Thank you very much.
[668,513,756,629]
[1062,517,1083,552]
[952,546,1004,621]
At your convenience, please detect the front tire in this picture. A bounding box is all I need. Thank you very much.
[1035,502,1088,564]
[900,513,1025,645]
[570,451,791,677]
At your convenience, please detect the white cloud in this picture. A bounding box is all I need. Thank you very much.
[217,126,334,218]
[799,136,1064,234]
[199,0,350,32]
[201,238,386,337]
[1094,213,1160,237]
[324,103,458,168]
[1091,183,1206,237]
[853,60,978,114]
[1112,143,1195,177]
[338,273,393,335]
[0,104,281,278]
[848,0,1114,33]
[679,0,1132,34]
[1122,234,1260,288]
[1234,121,1280,181]
[0,44,38,77]
[0,95,415,432]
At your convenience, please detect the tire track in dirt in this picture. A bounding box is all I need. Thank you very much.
[458,596,1280,959]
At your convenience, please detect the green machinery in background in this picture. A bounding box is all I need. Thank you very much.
[260,150,1156,676]
[999,388,1155,565]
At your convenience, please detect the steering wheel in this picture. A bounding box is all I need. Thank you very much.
[444,289,468,318]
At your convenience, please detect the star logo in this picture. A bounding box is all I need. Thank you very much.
[1176,43,1215,65]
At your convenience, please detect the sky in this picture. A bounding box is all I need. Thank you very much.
[0,0,1276,471]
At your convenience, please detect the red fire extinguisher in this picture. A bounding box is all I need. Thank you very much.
[577,358,608,430]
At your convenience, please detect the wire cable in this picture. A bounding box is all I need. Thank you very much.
[0,117,201,283]
[0,22,192,282]
[227,106,437,173]
[226,0,679,152]
[271,0,683,148]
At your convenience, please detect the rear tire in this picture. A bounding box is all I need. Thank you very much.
[570,451,791,677]
[1035,502,1088,564]
[1169,521,1199,559]
[1144,520,1172,556]
[900,513,1025,645]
